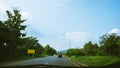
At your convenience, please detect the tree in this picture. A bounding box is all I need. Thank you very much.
[0,9,26,58]
[99,33,120,56]
[18,37,44,57]
[22,37,38,49]
[0,21,10,58]
[34,43,44,56]
[44,44,56,55]
[83,41,98,56]
[66,48,84,56]
[0,21,10,44]
[117,38,120,56]
[4,9,26,45]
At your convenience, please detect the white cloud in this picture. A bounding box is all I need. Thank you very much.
[0,3,9,13]
[109,28,120,35]
[63,32,91,42]
[21,11,30,19]
[0,2,10,20]
[56,0,64,7]
[0,2,29,19]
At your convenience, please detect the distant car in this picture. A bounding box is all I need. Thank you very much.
[58,54,62,58]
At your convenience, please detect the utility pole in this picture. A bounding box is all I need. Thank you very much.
[63,34,71,49]
[68,40,71,49]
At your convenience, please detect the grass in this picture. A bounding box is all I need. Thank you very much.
[69,56,120,67]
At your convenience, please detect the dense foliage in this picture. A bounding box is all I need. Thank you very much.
[43,44,57,56]
[99,33,120,56]
[66,48,84,56]
[66,33,120,56]
[0,9,56,60]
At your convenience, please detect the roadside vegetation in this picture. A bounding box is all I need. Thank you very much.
[65,30,120,67]
[0,9,56,63]
[70,56,120,66]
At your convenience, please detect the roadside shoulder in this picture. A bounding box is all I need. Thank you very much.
[65,57,88,68]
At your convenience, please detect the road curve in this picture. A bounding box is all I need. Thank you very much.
[0,56,79,67]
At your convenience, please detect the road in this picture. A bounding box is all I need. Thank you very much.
[0,56,81,68]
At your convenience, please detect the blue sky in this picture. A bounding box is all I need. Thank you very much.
[0,0,120,51]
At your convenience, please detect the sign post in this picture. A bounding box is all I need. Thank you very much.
[27,49,35,57]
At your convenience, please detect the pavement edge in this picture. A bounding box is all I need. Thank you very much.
[65,57,88,68]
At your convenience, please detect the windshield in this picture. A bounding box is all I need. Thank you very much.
[0,0,120,68]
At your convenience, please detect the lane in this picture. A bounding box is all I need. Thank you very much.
[41,56,77,67]
[1,56,78,67]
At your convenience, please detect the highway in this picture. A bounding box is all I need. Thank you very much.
[0,56,82,68]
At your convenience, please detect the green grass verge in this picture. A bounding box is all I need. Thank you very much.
[69,56,120,66]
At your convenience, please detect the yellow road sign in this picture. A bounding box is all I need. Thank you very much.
[27,49,35,54]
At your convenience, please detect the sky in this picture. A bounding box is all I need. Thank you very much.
[0,0,120,51]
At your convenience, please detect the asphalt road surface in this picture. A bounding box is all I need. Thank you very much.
[0,56,80,68]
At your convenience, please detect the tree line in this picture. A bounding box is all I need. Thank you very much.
[66,33,120,56]
[0,9,56,60]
